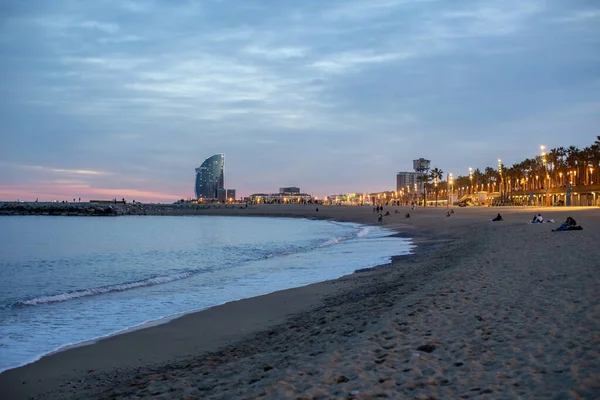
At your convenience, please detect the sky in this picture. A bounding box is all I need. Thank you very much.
[1,0,599,202]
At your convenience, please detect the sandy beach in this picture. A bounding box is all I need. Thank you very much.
[1,205,599,399]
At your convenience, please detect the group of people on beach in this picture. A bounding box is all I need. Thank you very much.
[490,212,583,231]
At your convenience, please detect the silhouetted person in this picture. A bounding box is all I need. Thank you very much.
[378,213,383,223]
[553,216,582,231]
[492,213,503,221]
[315,207,319,212]
[405,213,410,218]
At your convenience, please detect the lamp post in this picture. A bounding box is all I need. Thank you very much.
[541,145,548,206]
[469,167,473,195]
[498,159,503,204]
[447,173,453,208]
[414,183,417,205]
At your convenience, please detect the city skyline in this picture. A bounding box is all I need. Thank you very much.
[1,1,598,202]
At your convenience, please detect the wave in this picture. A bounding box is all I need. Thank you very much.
[16,223,377,308]
[320,236,346,247]
[356,226,371,237]
[19,272,193,306]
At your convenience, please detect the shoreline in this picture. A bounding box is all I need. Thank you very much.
[0,217,408,376]
[1,205,599,399]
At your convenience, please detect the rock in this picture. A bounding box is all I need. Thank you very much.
[336,375,349,383]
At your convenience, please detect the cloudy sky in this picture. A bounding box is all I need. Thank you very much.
[1,0,598,202]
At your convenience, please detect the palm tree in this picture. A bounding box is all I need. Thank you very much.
[595,136,600,146]
[484,167,497,192]
[417,174,429,207]
[591,143,600,184]
[429,167,443,206]
[473,168,483,192]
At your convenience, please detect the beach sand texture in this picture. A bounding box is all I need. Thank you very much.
[1,205,599,399]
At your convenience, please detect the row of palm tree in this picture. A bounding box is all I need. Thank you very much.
[445,138,600,197]
[417,167,444,206]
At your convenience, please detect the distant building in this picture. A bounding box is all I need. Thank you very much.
[279,187,300,194]
[397,172,425,194]
[195,154,224,200]
[217,188,227,202]
[396,158,431,196]
[248,191,312,203]
[226,189,236,201]
[412,158,431,173]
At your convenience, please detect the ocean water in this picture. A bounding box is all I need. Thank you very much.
[0,215,413,372]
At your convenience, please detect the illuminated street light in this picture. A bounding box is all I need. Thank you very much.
[447,173,453,208]
[498,159,503,203]
[469,167,473,195]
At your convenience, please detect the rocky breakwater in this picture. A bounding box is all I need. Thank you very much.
[0,202,147,216]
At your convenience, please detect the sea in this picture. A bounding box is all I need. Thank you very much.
[0,215,413,373]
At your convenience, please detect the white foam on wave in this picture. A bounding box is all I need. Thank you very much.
[19,272,193,306]
[320,236,346,247]
[320,225,372,247]
[356,226,371,237]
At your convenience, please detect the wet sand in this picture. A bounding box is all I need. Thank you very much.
[1,205,599,399]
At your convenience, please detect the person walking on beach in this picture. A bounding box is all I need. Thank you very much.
[378,213,383,223]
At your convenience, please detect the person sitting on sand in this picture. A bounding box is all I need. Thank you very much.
[491,213,503,221]
[394,209,399,214]
[532,213,543,223]
[553,216,582,231]
[384,211,390,216]
[446,211,451,217]
[405,213,410,218]
[378,213,383,223]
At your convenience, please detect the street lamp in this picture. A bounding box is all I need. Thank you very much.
[447,173,453,208]
[498,158,503,203]
[469,167,473,195]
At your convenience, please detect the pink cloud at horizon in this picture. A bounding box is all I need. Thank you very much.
[0,185,183,204]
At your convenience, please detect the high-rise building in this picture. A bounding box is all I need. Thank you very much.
[396,158,431,195]
[195,154,224,200]
[396,172,425,193]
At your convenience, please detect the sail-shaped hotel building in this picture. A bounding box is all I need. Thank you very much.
[194,154,225,200]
